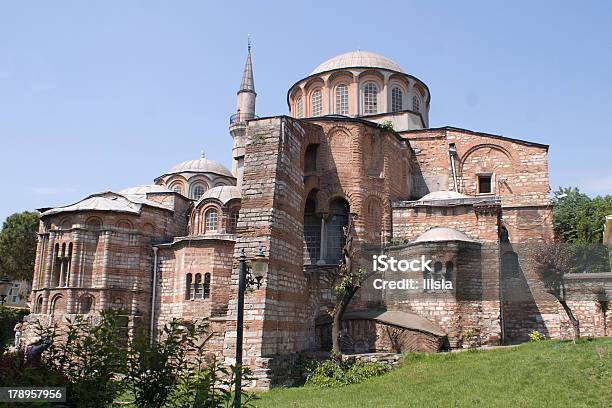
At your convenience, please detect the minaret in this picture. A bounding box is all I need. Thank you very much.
[230,39,256,188]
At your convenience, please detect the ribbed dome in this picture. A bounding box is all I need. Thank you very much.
[412,227,477,244]
[196,185,241,205]
[311,51,404,75]
[419,191,470,201]
[119,184,172,196]
[167,158,233,178]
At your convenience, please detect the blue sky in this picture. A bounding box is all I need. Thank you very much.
[1,1,611,223]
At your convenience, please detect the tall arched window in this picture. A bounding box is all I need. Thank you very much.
[79,295,93,314]
[185,273,193,300]
[194,273,203,299]
[445,261,454,281]
[335,84,349,115]
[433,261,443,280]
[412,94,421,113]
[311,89,322,116]
[364,83,378,114]
[35,296,44,313]
[303,193,321,264]
[203,273,211,299]
[391,87,403,112]
[204,209,218,232]
[227,209,239,234]
[326,198,350,263]
[304,144,318,173]
[190,184,206,200]
[296,97,303,118]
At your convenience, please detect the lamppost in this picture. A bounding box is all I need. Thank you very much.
[234,247,267,408]
[0,275,12,306]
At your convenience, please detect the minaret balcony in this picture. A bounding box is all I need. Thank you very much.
[229,113,258,125]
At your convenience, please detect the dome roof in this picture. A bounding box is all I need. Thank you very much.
[419,191,470,201]
[119,184,172,197]
[167,158,233,178]
[197,185,241,205]
[311,51,404,75]
[412,227,477,244]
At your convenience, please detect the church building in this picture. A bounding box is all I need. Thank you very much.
[23,46,611,388]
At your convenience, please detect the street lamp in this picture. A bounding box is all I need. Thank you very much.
[234,247,268,408]
[0,275,12,306]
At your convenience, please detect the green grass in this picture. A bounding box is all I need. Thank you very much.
[256,338,612,408]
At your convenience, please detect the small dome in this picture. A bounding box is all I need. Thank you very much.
[311,51,404,75]
[119,184,172,196]
[412,227,477,244]
[197,185,241,205]
[167,158,233,178]
[419,191,470,201]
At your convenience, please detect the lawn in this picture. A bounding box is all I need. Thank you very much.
[256,338,612,408]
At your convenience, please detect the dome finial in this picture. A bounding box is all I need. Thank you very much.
[201,150,206,159]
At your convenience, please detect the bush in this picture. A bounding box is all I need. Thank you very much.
[0,306,29,353]
[529,330,542,342]
[305,357,389,387]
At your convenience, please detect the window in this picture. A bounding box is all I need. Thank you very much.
[170,183,183,194]
[79,295,93,314]
[296,97,303,118]
[364,83,378,114]
[190,184,206,200]
[412,94,421,113]
[35,296,44,313]
[311,89,322,116]
[391,87,403,112]
[304,144,318,173]
[86,218,102,229]
[478,175,492,194]
[204,209,218,232]
[326,198,350,263]
[186,273,193,300]
[194,273,203,299]
[303,194,321,264]
[335,84,349,115]
[500,227,509,243]
[203,273,211,299]
[445,261,454,281]
[227,209,239,234]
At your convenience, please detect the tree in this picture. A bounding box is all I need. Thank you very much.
[552,187,612,244]
[528,241,581,342]
[327,216,375,354]
[0,211,40,282]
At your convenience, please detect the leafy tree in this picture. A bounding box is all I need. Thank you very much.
[0,211,40,282]
[552,187,612,244]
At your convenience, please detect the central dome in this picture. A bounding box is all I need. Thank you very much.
[167,158,233,178]
[311,51,404,75]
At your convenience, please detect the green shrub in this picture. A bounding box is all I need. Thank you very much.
[378,121,394,132]
[306,358,389,387]
[0,306,29,352]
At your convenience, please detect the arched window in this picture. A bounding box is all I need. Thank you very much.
[364,83,378,114]
[194,273,203,299]
[433,261,443,280]
[204,209,218,232]
[296,97,303,118]
[117,220,132,230]
[35,296,44,313]
[391,87,403,112]
[170,183,183,195]
[445,261,454,281]
[112,297,124,311]
[326,198,350,263]
[185,273,193,300]
[203,273,211,299]
[227,209,239,234]
[335,84,349,115]
[86,218,102,229]
[311,89,322,116]
[190,184,206,200]
[51,295,64,317]
[304,193,321,264]
[79,295,94,314]
[412,94,421,113]
[304,144,318,173]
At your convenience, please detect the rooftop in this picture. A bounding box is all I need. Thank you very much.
[311,51,404,75]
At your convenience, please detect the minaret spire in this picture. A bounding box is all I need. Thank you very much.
[239,36,255,94]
